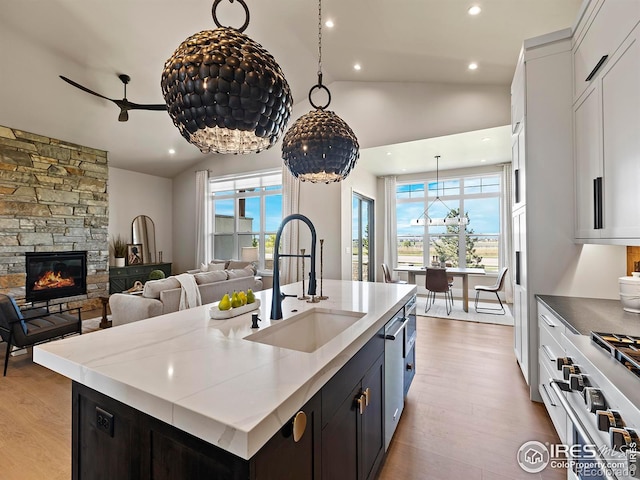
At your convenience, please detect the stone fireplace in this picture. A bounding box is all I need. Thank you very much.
[0,125,108,310]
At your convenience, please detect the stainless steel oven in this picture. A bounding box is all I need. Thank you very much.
[403,295,417,397]
[549,333,640,480]
[384,306,407,451]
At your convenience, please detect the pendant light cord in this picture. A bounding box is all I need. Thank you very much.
[308,0,331,109]
[317,0,323,84]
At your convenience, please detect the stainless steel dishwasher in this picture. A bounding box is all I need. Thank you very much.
[384,306,408,450]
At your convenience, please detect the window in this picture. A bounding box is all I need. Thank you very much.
[396,174,501,272]
[210,172,282,270]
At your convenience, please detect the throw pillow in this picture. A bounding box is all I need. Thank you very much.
[227,261,257,274]
[200,262,226,272]
[226,266,254,279]
[142,277,181,299]
[194,270,227,285]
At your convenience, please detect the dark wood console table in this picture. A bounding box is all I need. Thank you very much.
[108,263,172,294]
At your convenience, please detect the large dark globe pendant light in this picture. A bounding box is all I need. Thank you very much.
[161,0,292,154]
[281,0,359,183]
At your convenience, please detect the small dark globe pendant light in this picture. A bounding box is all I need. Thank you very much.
[161,0,293,154]
[281,0,359,183]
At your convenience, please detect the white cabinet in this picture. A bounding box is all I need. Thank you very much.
[574,21,640,242]
[574,85,602,239]
[513,209,528,382]
[573,0,640,100]
[510,30,574,401]
[601,27,640,238]
[511,123,526,211]
[537,300,568,444]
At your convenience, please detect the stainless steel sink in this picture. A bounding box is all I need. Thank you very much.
[244,308,365,353]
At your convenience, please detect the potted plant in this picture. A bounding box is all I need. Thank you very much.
[110,235,127,267]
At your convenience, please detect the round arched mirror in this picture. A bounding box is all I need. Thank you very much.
[131,215,156,264]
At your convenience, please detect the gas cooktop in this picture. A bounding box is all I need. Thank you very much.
[591,332,640,379]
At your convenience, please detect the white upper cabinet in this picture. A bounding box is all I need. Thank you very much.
[574,85,602,239]
[601,26,640,238]
[573,1,640,244]
[511,123,526,211]
[511,57,525,133]
[573,0,640,100]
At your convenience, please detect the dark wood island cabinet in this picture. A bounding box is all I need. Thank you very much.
[35,281,417,480]
[70,329,385,480]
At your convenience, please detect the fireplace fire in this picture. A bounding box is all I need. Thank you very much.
[33,270,76,290]
[25,251,87,302]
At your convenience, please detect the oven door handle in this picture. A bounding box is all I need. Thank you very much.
[550,380,618,480]
[385,319,408,340]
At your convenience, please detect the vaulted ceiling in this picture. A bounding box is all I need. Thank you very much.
[0,0,582,178]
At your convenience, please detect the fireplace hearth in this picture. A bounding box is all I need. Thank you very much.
[25,251,87,302]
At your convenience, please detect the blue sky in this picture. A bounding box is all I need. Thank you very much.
[395,179,500,236]
[214,193,282,232]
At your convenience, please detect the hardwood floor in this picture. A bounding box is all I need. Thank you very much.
[0,312,564,479]
[379,316,565,480]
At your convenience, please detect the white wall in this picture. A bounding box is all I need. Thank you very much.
[329,81,510,149]
[108,167,173,266]
[170,79,510,274]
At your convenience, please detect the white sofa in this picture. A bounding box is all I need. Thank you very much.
[109,268,263,326]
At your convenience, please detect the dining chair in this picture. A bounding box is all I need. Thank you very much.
[381,264,407,284]
[425,268,452,315]
[474,267,508,315]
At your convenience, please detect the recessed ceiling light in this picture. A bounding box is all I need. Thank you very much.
[468,5,482,15]
[480,159,487,163]
[168,149,176,154]
[401,168,407,172]
[481,137,490,142]
[386,152,392,156]
[325,19,334,28]
[353,64,362,71]
[468,62,478,70]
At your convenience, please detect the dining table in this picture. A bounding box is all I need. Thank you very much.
[394,265,486,312]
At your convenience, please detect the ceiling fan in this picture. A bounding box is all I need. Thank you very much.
[59,74,167,122]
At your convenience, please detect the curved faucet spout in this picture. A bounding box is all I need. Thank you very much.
[271,214,317,320]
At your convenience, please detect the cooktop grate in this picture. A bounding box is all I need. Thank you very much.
[591,332,640,379]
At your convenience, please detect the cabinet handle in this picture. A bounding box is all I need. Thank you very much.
[515,251,521,286]
[541,345,556,364]
[512,120,520,134]
[596,176,603,229]
[514,168,520,204]
[385,318,408,340]
[593,178,598,229]
[292,411,307,443]
[363,387,370,407]
[540,314,556,328]
[356,394,366,415]
[541,383,557,407]
[585,55,609,82]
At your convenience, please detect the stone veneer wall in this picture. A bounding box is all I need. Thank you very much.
[0,125,108,310]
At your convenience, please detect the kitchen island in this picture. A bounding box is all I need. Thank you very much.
[34,279,416,479]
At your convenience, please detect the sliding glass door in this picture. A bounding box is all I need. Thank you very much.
[352,193,374,281]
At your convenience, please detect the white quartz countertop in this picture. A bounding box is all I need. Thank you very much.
[34,280,415,460]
